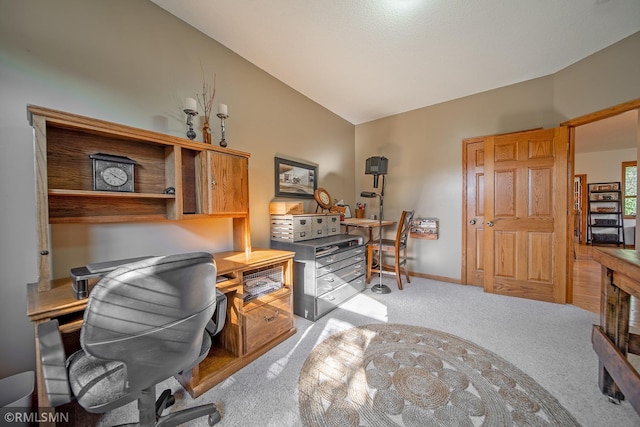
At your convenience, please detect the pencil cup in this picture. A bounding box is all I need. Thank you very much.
[355,209,365,218]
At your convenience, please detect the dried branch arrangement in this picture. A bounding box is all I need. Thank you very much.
[197,72,216,143]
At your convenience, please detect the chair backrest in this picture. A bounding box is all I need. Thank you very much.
[81,252,218,392]
[396,210,415,247]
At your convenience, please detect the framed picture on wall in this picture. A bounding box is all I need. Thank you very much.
[275,157,318,198]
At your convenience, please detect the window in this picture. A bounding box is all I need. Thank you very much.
[622,160,637,218]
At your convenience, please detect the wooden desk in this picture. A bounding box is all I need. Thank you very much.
[27,248,295,422]
[341,218,395,243]
[591,248,640,416]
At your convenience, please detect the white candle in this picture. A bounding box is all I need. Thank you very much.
[218,103,228,116]
[184,97,197,112]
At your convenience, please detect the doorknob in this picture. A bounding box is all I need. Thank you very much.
[469,219,476,225]
[487,220,494,227]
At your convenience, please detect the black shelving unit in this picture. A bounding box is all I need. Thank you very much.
[587,182,625,248]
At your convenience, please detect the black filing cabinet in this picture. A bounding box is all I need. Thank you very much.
[271,234,365,321]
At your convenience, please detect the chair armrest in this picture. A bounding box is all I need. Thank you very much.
[205,290,227,337]
[37,320,72,407]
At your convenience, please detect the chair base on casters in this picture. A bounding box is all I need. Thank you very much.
[120,386,221,427]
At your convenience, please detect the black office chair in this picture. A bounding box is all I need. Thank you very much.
[38,252,226,426]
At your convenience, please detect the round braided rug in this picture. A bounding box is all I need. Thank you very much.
[298,324,579,426]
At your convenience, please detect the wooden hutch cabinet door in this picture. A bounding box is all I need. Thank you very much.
[205,151,249,215]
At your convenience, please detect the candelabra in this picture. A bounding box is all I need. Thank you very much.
[183,97,198,140]
[216,103,229,147]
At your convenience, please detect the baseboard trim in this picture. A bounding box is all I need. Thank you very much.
[410,271,462,285]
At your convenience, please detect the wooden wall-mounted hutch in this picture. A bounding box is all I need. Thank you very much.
[25,105,296,421]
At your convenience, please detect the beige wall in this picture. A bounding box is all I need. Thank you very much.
[355,31,640,282]
[0,0,353,377]
[0,0,638,379]
[356,77,556,279]
[575,148,636,184]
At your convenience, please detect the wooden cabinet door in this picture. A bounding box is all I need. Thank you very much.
[205,151,249,215]
[484,127,569,303]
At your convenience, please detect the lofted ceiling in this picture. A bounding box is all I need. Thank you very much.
[150,0,639,151]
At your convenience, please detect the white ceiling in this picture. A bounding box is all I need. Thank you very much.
[150,0,639,151]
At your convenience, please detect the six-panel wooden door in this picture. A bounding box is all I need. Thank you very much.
[483,128,569,303]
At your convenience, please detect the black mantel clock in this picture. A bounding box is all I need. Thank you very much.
[90,153,137,192]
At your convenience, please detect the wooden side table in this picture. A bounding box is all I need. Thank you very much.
[591,248,640,416]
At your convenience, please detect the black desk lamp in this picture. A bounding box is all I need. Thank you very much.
[362,156,390,294]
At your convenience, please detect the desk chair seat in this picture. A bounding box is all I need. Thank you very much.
[366,210,414,290]
[38,252,226,426]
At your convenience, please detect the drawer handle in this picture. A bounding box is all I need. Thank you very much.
[354,256,364,262]
[324,296,335,301]
[264,309,280,322]
[324,277,335,282]
[325,257,335,263]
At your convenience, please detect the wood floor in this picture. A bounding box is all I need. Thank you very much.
[572,243,639,329]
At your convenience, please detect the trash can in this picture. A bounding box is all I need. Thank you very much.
[0,371,34,409]
[0,371,34,427]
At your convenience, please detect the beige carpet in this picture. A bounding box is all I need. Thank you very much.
[299,324,580,426]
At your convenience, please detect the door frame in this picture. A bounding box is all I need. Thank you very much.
[461,98,640,300]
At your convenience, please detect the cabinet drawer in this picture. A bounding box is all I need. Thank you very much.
[326,215,340,236]
[317,253,366,277]
[316,262,365,296]
[317,246,365,267]
[311,216,327,238]
[243,294,292,354]
[316,276,366,318]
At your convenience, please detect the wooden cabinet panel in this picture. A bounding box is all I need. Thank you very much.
[243,292,292,354]
[204,151,249,215]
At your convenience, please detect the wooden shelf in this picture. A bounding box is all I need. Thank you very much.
[28,105,252,287]
[410,217,439,240]
[49,189,176,199]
